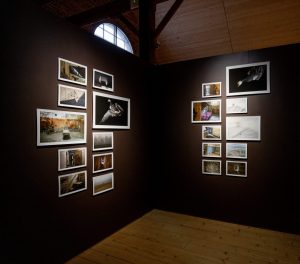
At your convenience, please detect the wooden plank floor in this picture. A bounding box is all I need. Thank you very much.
[66,209,300,264]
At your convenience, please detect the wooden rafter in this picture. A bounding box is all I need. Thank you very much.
[119,15,139,36]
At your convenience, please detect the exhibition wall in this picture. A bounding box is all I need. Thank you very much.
[2,1,152,263]
[152,43,300,235]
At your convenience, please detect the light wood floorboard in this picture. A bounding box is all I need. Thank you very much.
[66,209,300,264]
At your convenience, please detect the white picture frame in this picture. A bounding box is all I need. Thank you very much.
[226,97,247,114]
[202,125,222,140]
[58,84,87,109]
[202,159,222,175]
[226,143,247,159]
[191,99,221,123]
[93,152,114,173]
[202,82,221,98]
[58,170,87,197]
[58,147,87,171]
[93,69,114,92]
[93,172,114,196]
[93,132,114,151]
[202,143,222,158]
[226,161,247,177]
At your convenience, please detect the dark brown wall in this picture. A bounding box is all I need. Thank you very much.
[153,43,300,234]
[2,1,152,263]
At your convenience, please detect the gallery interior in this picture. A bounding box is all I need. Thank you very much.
[3,0,300,263]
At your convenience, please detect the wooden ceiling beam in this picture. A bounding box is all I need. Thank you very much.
[119,15,139,36]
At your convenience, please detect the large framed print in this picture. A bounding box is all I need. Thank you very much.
[202,159,221,175]
[58,147,87,171]
[226,161,247,177]
[58,170,87,197]
[93,152,113,173]
[58,58,87,86]
[93,91,130,129]
[202,82,221,98]
[202,143,221,158]
[93,132,113,151]
[191,100,221,123]
[226,97,247,114]
[37,108,87,146]
[93,172,114,196]
[93,69,114,92]
[226,143,247,159]
[226,116,261,141]
[58,84,87,109]
[226,61,270,96]
[202,125,222,140]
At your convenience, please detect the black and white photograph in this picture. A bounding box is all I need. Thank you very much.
[93,91,130,129]
[226,161,247,177]
[93,152,113,173]
[202,143,222,158]
[58,58,87,86]
[93,132,113,151]
[226,143,247,159]
[93,172,114,196]
[37,109,87,146]
[202,82,221,98]
[226,116,261,141]
[93,69,114,92]
[226,61,270,96]
[202,159,221,175]
[202,125,222,140]
[191,100,221,123]
[58,84,87,109]
[226,97,247,114]
[58,170,87,197]
[58,147,87,171]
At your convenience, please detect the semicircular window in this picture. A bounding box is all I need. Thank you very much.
[94,23,133,54]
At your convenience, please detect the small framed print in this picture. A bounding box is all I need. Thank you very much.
[58,58,87,86]
[93,69,114,92]
[93,152,113,173]
[202,159,221,175]
[93,172,114,196]
[226,61,270,96]
[58,84,87,109]
[202,142,222,158]
[226,143,247,159]
[202,82,221,98]
[226,161,247,177]
[202,125,222,140]
[58,147,87,171]
[192,100,221,123]
[93,132,113,151]
[226,97,247,114]
[58,170,87,197]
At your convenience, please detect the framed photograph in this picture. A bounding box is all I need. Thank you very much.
[191,100,221,123]
[202,82,221,98]
[202,143,222,158]
[58,170,87,197]
[93,132,113,151]
[93,172,114,196]
[202,159,221,175]
[93,69,114,92]
[226,61,270,96]
[58,84,87,109]
[58,147,87,171]
[58,58,87,86]
[202,125,222,140]
[226,161,247,177]
[93,152,113,173]
[226,97,247,114]
[226,116,261,141]
[226,143,247,159]
[93,91,130,129]
[37,109,87,146]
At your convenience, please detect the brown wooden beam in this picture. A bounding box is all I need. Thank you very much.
[119,15,139,36]
[154,0,183,38]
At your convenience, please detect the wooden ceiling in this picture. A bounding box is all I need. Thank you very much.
[38,0,300,65]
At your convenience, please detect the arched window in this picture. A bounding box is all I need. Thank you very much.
[94,23,133,54]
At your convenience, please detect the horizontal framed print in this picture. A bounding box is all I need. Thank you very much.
[93,91,130,129]
[93,69,114,92]
[202,159,221,175]
[202,82,221,98]
[202,125,222,140]
[226,161,247,177]
[226,116,261,141]
[93,132,113,151]
[226,143,247,159]
[226,97,247,114]
[93,152,113,173]
[58,58,87,86]
[93,172,114,196]
[226,61,270,96]
[58,170,87,197]
[37,108,87,146]
[58,147,87,171]
[58,84,87,109]
[202,143,222,158]
[191,100,221,123]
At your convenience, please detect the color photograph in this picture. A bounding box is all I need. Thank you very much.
[202,159,221,175]
[226,143,247,159]
[226,161,247,177]
[93,172,114,196]
[226,97,247,114]
[202,125,222,140]
[93,132,113,151]
[93,69,114,92]
[202,143,222,158]
[93,152,113,173]
[192,100,221,123]
[58,147,87,171]
[58,170,87,197]
[202,82,221,98]
[37,109,87,146]
[58,84,87,109]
